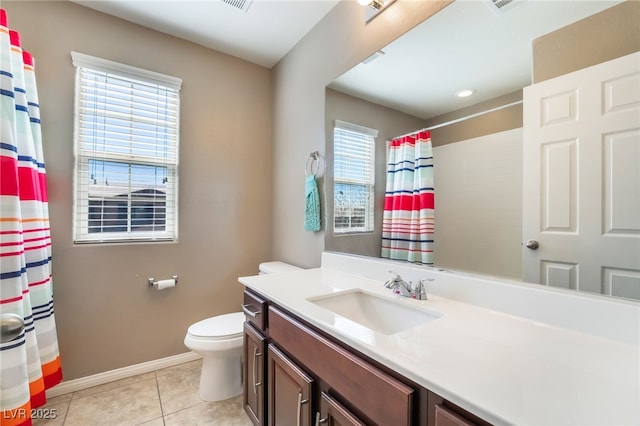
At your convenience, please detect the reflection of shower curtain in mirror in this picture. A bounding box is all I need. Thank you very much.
[1,9,62,424]
[381,131,435,264]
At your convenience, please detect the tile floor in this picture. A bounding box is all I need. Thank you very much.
[33,359,253,426]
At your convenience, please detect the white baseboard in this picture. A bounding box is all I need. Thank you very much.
[46,352,202,398]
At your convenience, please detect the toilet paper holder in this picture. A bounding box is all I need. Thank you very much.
[148,275,179,288]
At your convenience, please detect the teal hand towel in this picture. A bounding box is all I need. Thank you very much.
[304,175,321,232]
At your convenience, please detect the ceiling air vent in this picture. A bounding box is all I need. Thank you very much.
[484,0,527,15]
[220,0,253,12]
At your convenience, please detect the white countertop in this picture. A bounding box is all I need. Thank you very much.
[239,267,640,426]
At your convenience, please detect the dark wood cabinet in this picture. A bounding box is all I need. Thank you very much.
[268,305,414,426]
[317,392,366,426]
[268,344,313,426]
[242,289,490,426]
[434,405,476,426]
[428,392,490,426]
[244,322,266,425]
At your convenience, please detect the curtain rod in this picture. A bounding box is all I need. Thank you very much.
[391,99,523,140]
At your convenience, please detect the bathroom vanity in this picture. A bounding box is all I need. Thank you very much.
[241,288,486,426]
[239,253,640,426]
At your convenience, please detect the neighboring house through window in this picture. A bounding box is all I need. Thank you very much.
[71,52,181,243]
[333,120,378,234]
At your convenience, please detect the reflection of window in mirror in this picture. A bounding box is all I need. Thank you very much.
[333,120,378,234]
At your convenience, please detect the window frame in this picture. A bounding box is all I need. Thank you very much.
[332,120,378,235]
[71,52,182,244]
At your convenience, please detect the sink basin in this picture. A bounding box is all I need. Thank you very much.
[308,290,440,335]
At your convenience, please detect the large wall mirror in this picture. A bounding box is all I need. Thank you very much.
[324,0,640,300]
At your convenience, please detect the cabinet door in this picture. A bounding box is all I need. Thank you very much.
[269,306,413,426]
[316,392,365,426]
[244,323,266,425]
[268,344,314,426]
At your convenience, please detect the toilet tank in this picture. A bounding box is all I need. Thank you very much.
[258,261,302,275]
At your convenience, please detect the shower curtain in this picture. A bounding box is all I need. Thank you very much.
[1,9,62,425]
[381,130,435,265]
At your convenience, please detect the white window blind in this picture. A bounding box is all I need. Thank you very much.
[71,52,182,243]
[333,120,378,234]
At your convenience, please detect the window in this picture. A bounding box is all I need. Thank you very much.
[333,120,378,234]
[71,52,181,243]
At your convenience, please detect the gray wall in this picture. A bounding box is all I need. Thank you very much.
[4,1,272,380]
[532,0,640,83]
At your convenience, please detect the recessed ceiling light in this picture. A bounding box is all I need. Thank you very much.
[455,89,476,98]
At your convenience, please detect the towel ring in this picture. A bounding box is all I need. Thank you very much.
[305,151,323,177]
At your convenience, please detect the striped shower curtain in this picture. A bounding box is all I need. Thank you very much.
[1,9,62,425]
[381,131,435,265]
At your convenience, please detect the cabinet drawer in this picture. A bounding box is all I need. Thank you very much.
[243,290,267,331]
[429,391,491,426]
[269,306,414,426]
[434,405,476,426]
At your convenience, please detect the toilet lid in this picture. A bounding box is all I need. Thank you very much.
[259,261,302,274]
[188,312,244,339]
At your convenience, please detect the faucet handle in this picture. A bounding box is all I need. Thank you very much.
[388,270,403,280]
[384,270,402,288]
[411,279,429,300]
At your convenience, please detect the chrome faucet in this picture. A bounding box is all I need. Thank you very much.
[384,271,432,300]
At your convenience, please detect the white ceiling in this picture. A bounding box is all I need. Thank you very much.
[329,0,624,120]
[71,0,340,68]
[72,0,623,119]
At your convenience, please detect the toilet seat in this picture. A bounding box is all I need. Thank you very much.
[187,312,244,340]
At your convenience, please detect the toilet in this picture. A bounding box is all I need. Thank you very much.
[257,261,304,275]
[184,261,301,401]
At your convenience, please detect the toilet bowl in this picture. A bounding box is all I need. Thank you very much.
[184,261,302,402]
[183,312,245,401]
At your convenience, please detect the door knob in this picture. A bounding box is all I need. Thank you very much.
[525,240,540,250]
[1,314,24,343]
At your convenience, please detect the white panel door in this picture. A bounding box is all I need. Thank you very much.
[523,52,640,300]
